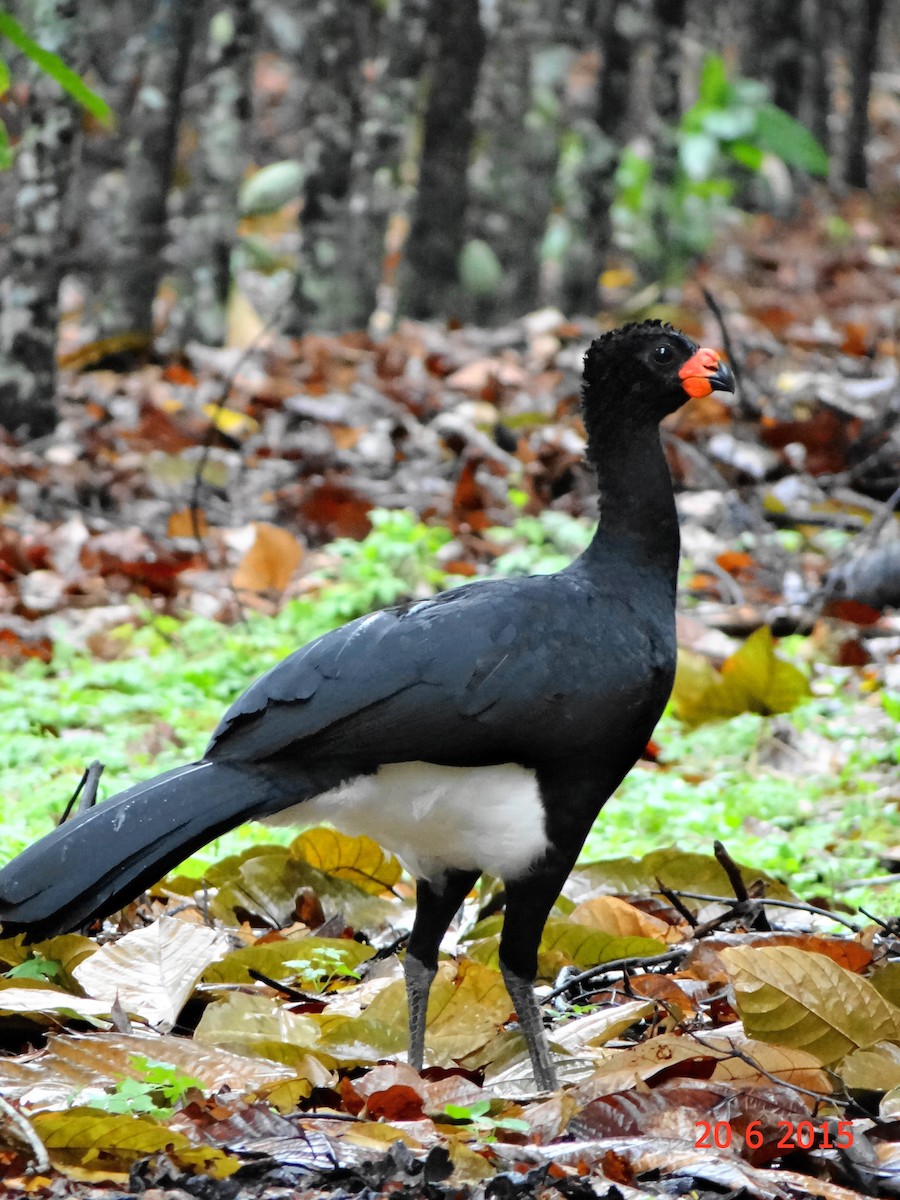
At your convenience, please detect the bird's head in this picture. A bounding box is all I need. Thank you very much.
[581,321,735,446]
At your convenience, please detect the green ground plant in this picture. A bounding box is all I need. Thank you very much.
[0,509,896,917]
[613,55,828,278]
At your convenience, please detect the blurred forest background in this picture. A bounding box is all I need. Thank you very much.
[3,11,900,1178]
[0,0,894,437]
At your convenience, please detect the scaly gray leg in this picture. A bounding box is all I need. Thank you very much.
[500,962,557,1090]
[405,869,479,1073]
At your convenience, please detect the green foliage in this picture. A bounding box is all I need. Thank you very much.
[459,238,504,297]
[5,952,60,982]
[84,1056,203,1119]
[0,12,111,168]
[441,1099,530,1140]
[310,508,456,622]
[0,510,459,858]
[283,944,363,991]
[489,510,592,576]
[613,54,828,278]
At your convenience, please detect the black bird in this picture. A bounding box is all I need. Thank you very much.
[0,322,734,1089]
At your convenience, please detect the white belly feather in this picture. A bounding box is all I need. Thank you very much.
[268,761,549,882]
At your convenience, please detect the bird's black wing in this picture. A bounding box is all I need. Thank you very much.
[206,570,642,773]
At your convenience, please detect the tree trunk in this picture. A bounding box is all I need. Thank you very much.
[286,0,370,333]
[561,0,649,312]
[463,0,562,322]
[100,0,197,341]
[399,0,486,320]
[179,0,258,345]
[800,0,831,150]
[0,0,88,436]
[844,0,885,188]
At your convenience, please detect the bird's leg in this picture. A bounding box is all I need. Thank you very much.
[403,953,435,1074]
[500,867,577,1092]
[500,962,556,1090]
[405,869,479,1073]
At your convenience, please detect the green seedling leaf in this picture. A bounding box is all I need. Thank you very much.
[0,13,112,124]
[4,952,60,982]
[459,238,503,297]
[755,102,829,175]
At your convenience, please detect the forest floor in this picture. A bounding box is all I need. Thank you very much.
[0,184,899,1198]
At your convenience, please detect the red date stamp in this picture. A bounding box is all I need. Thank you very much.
[695,1119,854,1151]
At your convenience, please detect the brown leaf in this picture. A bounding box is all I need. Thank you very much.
[296,480,372,540]
[569,895,684,944]
[232,522,303,593]
[167,507,208,539]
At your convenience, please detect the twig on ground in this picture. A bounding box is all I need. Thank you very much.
[656,878,698,927]
[188,299,289,551]
[247,968,323,1003]
[58,759,104,825]
[683,1026,843,1108]
[0,1095,51,1174]
[714,840,771,931]
[673,890,861,933]
[713,840,749,902]
[543,947,689,1004]
[691,900,758,939]
[702,288,759,418]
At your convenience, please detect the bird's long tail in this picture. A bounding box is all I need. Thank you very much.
[0,759,313,940]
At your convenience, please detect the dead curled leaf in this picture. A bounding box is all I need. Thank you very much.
[71,917,231,1030]
[232,521,303,593]
[672,626,810,727]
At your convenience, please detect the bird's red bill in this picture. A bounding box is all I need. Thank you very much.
[679,347,727,397]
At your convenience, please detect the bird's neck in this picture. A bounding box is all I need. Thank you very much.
[581,424,680,592]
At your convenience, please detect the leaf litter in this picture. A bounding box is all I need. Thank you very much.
[0,197,900,1197]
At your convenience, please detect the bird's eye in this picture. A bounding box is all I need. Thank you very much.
[653,345,674,364]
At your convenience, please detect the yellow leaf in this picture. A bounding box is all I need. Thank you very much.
[538,920,664,979]
[201,403,260,436]
[569,895,683,943]
[202,936,373,987]
[599,267,636,289]
[292,828,402,895]
[423,960,512,1065]
[33,1108,237,1178]
[839,1042,900,1091]
[721,945,900,1064]
[672,627,809,727]
[225,286,265,348]
[232,522,303,593]
[572,847,796,901]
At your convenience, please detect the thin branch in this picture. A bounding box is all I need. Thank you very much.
[702,287,759,419]
[673,890,861,933]
[187,299,289,550]
[247,968,322,1003]
[0,1095,50,1174]
[713,840,748,902]
[683,1026,844,1108]
[58,759,104,825]
[543,947,689,1003]
[656,878,698,927]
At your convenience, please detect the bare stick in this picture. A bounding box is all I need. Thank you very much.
[0,1095,50,1174]
[58,760,105,825]
[543,947,689,1003]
